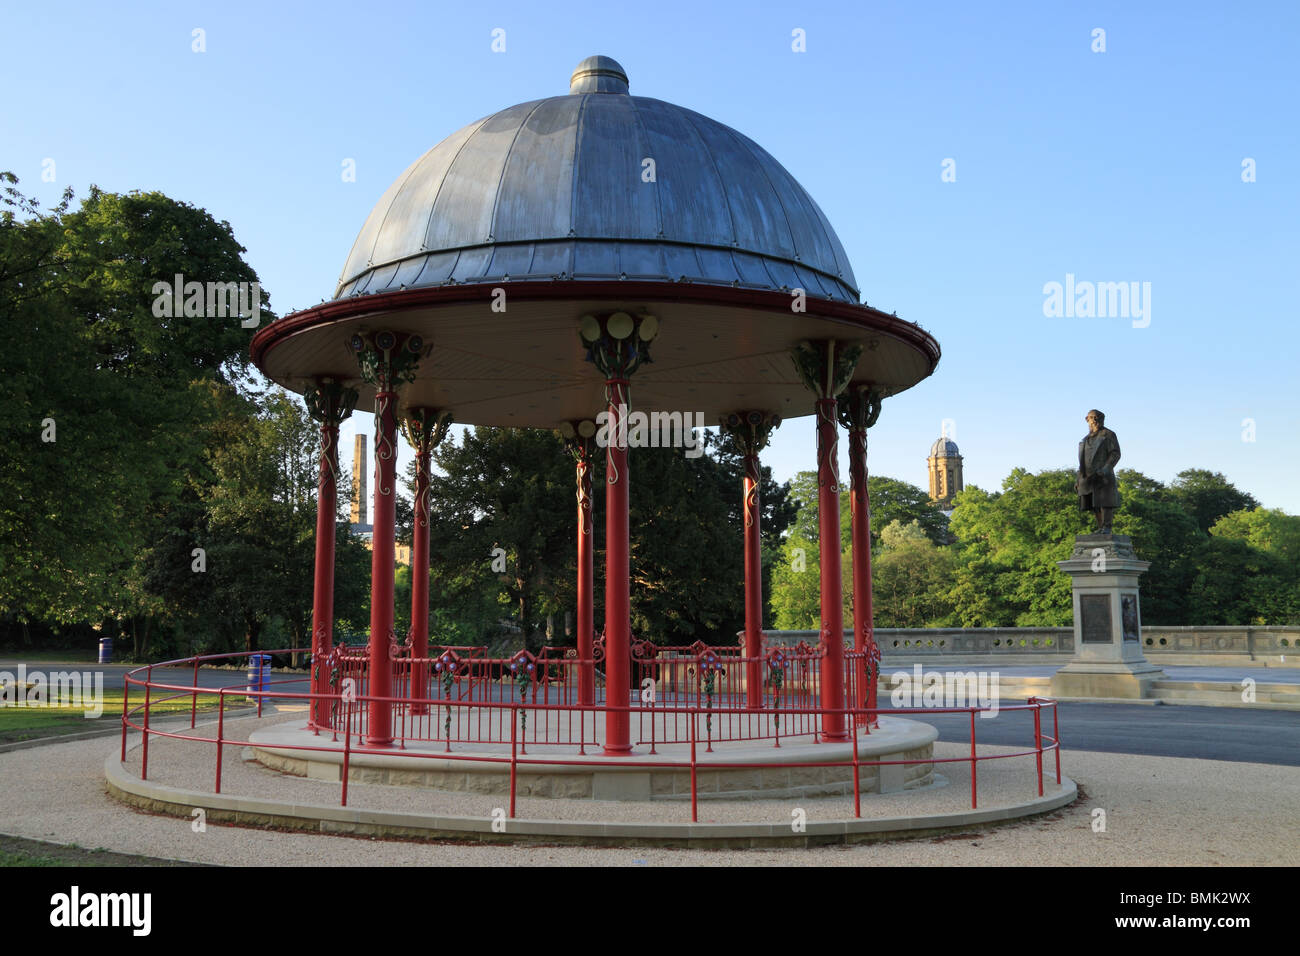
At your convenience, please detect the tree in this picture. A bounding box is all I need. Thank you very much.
[426,427,575,650]
[1169,469,1259,535]
[866,476,950,546]
[946,470,1091,625]
[782,471,947,549]
[627,431,743,644]
[0,175,273,656]
[1187,538,1297,625]
[1211,508,1300,569]
[1110,471,1203,625]
[871,519,958,627]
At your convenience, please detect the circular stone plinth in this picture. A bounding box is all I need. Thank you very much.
[249,718,937,802]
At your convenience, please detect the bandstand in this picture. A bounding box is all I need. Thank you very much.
[242,55,947,799]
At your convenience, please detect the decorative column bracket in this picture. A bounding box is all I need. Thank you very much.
[399,407,454,522]
[792,339,864,494]
[559,419,599,537]
[836,384,883,434]
[350,329,427,391]
[580,310,659,382]
[719,410,781,514]
[305,378,360,485]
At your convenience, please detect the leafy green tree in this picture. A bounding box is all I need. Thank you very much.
[1187,537,1297,625]
[1109,471,1203,625]
[782,471,947,549]
[0,176,266,641]
[947,470,1091,625]
[1211,508,1300,569]
[871,520,958,627]
[770,530,822,630]
[866,476,950,546]
[426,427,575,650]
[628,431,744,644]
[1170,469,1259,534]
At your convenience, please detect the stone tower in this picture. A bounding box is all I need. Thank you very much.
[927,436,963,508]
[351,434,367,525]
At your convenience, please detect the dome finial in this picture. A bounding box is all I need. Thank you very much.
[570,55,629,94]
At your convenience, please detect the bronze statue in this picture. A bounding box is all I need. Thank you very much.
[1077,409,1121,533]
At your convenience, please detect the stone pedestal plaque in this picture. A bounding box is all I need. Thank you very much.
[1051,534,1165,699]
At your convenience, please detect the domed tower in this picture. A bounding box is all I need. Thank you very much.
[927,436,963,508]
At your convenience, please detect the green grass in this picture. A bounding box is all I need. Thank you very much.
[0,836,200,867]
[0,691,234,744]
[0,649,99,664]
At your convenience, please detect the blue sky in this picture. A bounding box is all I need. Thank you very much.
[5,1,1297,513]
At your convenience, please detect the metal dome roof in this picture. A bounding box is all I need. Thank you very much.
[335,56,859,303]
[930,437,960,457]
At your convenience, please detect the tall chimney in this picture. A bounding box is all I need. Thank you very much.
[351,434,367,525]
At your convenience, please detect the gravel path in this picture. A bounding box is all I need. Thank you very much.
[2,711,1296,866]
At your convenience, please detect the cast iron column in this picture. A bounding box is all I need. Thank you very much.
[351,330,425,746]
[580,311,658,755]
[561,420,598,707]
[793,340,863,743]
[719,411,780,709]
[304,379,358,731]
[839,384,884,729]
[400,408,453,716]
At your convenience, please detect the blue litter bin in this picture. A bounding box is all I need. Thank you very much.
[246,654,271,701]
[97,637,113,664]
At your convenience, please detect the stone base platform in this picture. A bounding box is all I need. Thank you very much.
[1051,661,1165,700]
[249,717,937,801]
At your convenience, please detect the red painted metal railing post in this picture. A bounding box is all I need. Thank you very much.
[120,676,130,763]
[969,708,977,810]
[1053,702,1061,785]
[141,666,152,781]
[341,696,352,807]
[852,717,861,818]
[215,688,226,793]
[1033,700,1044,797]
[509,706,518,819]
[190,658,199,729]
[689,708,698,824]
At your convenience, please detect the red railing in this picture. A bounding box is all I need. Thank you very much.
[119,650,1063,826]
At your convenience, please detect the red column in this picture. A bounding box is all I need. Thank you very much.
[721,410,779,710]
[848,425,872,725]
[793,339,863,744]
[410,439,430,712]
[570,429,596,707]
[311,427,337,730]
[603,380,631,754]
[840,385,882,729]
[351,330,425,748]
[305,380,356,731]
[580,310,657,756]
[815,397,849,743]
[367,389,398,745]
[742,451,763,708]
[401,409,451,717]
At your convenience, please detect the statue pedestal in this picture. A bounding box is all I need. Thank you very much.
[1051,535,1165,699]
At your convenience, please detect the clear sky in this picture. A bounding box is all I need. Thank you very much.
[5,1,1297,514]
